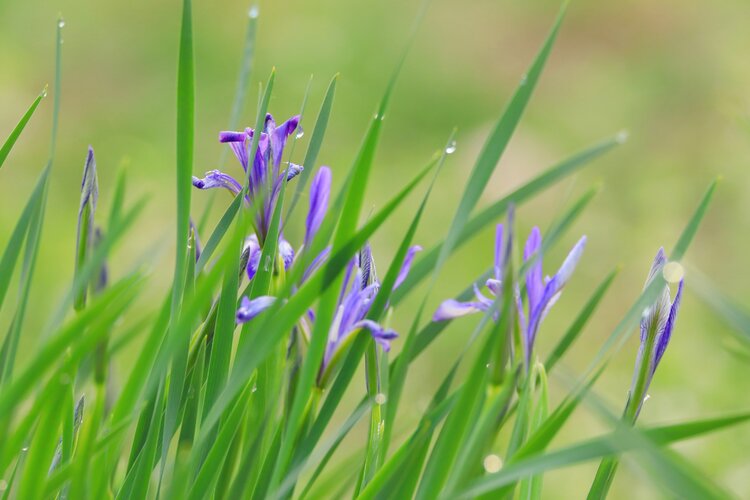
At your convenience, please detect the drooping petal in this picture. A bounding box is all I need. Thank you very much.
[355,319,398,352]
[305,167,332,246]
[524,227,544,314]
[654,279,684,368]
[527,235,587,351]
[553,236,587,287]
[485,278,502,296]
[268,114,300,169]
[394,245,423,290]
[279,238,295,270]
[236,295,275,323]
[219,131,250,171]
[474,284,494,308]
[192,170,243,196]
[432,299,486,321]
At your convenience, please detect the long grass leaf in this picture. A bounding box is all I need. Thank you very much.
[0,87,46,170]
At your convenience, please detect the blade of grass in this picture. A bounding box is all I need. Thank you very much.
[545,267,619,371]
[456,412,749,498]
[285,75,338,220]
[0,87,46,170]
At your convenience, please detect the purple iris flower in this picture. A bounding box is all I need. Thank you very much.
[628,248,684,417]
[192,113,303,241]
[433,225,585,364]
[236,184,421,387]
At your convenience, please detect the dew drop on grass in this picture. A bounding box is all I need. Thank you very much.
[42,86,48,98]
[374,393,387,405]
[248,6,259,18]
[616,130,629,144]
[519,74,528,86]
[58,18,65,28]
[483,454,503,473]
[296,126,305,139]
[662,261,684,284]
[264,255,272,272]
[644,393,651,402]
[445,140,457,154]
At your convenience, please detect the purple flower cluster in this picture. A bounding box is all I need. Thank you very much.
[434,223,586,363]
[192,114,303,241]
[192,119,421,383]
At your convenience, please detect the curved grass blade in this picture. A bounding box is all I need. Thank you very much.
[0,87,46,170]
[456,412,748,498]
[0,167,48,328]
[671,178,718,261]
[16,378,69,500]
[393,133,622,305]
[545,267,619,371]
[285,75,338,220]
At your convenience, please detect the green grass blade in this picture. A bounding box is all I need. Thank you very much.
[671,178,718,261]
[0,170,48,385]
[202,243,241,415]
[691,269,750,346]
[187,387,251,500]
[456,412,749,498]
[16,379,68,500]
[226,3,259,133]
[545,267,619,371]
[0,167,48,320]
[0,87,46,170]
[286,75,338,220]
[172,0,195,315]
[415,296,508,499]
[423,2,568,300]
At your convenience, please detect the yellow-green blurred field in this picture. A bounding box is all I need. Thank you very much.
[2,0,750,497]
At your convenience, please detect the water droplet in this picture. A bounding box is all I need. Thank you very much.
[251,385,258,393]
[58,19,66,28]
[41,86,48,98]
[644,393,651,402]
[21,447,29,452]
[662,261,684,284]
[519,74,528,86]
[248,5,259,18]
[483,454,503,473]
[263,255,272,272]
[445,140,457,155]
[373,113,385,121]
[295,126,304,139]
[616,130,629,144]
[374,393,387,405]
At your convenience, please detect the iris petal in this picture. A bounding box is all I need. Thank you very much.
[236,296,275,323]
[432,299,485,321]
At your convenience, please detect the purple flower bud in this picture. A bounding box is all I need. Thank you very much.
[305,167,331,246]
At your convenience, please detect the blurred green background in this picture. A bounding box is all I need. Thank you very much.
[2,0,750,497]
